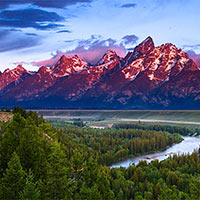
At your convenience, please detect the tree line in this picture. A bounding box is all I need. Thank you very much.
[113,123,200,136]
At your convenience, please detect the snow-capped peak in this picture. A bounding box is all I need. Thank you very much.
[0,65,30,90]
[97,50,119,65]
[52,55,87,77]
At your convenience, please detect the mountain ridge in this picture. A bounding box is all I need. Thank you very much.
[0,36,199,109]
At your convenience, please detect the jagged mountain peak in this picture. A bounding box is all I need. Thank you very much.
[3,65,28,75]
[72,54,80,60]
[97,50,118,65]
[143,36,154,43]
[16,64,25,70]
[59,55,67,62]
[122,37,155,67]
[57,54,83,64]
[3,68,10,73]
[134,36,155,55]
[0,65,30,90]
[51,54,87,77]
[121,39,196,90]
[38,66,52,74]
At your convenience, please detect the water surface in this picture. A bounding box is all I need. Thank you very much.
[111,137,200,168]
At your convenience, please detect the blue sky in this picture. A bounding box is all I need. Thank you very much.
[0,0,200,71]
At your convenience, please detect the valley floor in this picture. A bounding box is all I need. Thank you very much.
[37,110,200,129]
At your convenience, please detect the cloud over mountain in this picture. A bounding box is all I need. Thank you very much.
[122,35,139,45]
[187,50,200,67]
[32,35,127,66]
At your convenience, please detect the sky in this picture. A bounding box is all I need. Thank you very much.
[0,0,200,71]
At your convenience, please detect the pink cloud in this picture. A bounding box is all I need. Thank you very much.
[32,35,127,67]
[187,50,200,67]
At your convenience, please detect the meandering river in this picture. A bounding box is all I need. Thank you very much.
[111,137,200,168]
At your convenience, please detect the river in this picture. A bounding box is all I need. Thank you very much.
[111,137,200,168]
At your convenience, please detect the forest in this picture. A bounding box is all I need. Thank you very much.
[113,123,200,136]
[50,120,182,166]
[0,107,199,199]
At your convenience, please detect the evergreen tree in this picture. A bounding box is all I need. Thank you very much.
[20,169,40,200]
[117,189,124,200]
[77,183,102,200]
[16,122,48,179]
[13,106,27,118]
[0,152,26,200]
[0,114,26,172]
[44,142,71,199]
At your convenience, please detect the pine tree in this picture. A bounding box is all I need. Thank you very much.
[117,189,124,200]
[16,122,48,179]
[44,142,71,199]
[20,169,40,200]
[0,114,26,172]
[78,183,102,200]
[0,152,26,200]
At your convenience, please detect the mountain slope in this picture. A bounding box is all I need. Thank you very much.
[42,50,120,101]
[0,65,30,91]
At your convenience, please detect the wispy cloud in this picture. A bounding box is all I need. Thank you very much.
[183,44,200,50]
[121,3,137,8]
[0,29,41,52]
[57,30,72,33]
[25,33,38,36]
[122,34,139,45]
[187,50,200,67]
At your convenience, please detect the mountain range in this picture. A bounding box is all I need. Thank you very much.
[0,36,199,109]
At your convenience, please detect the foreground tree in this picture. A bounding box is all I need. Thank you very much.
[20,169,40,200]
[0,152,26,199]
[44,142,71,199]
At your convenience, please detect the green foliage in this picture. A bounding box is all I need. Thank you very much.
[109,152,200,199]
[0,152,26,200]
[0,108,11,112]
[44,142,71,199]
[0,114,26,172]
[19,169,40,200]
[13,106,27,118]
[0,107,199,199]
[113,122,200,136]
[52,123,182,165]
[13,106,44,126]
[16,122,49,179]
[5,108,11,112]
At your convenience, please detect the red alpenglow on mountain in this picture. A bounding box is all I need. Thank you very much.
[0,37,199,109]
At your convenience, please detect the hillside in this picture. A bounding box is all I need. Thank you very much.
[0,112,13,122]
